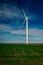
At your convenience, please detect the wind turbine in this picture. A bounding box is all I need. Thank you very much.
[22,8,30,45]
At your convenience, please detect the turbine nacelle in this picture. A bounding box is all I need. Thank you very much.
[22,8,31,21]
[25,17,28,21]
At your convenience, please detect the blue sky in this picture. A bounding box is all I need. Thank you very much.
[0,0,43,43]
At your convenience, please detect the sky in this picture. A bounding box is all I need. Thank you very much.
[0,0,43,43]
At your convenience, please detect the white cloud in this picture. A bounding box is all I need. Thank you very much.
[29,28,43,43]
[29,38,43,43]
[29,28,43,37]
[0,3,38,21]
[0,4,23,19]
[0,25,11,32]
[0,25,43,37]
[0,24,26,35]
[0,24,43,43]
[11,30,26,35]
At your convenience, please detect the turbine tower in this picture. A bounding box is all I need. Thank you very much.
[22,8,29,45]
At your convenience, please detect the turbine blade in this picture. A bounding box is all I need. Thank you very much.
[28,16,31,21]
[28,12,31,21]
[21,19,25,28]
[22,8,26,18]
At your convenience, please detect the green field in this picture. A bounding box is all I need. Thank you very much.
[0,44,43,65]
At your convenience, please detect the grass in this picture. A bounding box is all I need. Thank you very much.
[0,44,43,65]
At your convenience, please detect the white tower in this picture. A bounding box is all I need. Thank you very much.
[22,9,28,45]
[26,17,28,44]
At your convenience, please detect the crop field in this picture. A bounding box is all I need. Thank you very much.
[0,44,43,65]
